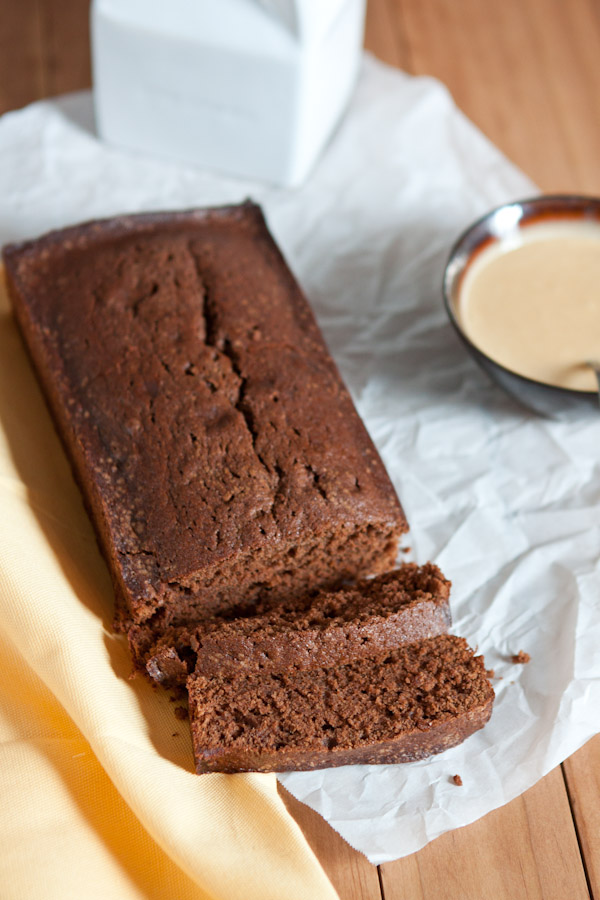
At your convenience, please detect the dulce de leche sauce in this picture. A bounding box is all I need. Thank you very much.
[457,218,600,392]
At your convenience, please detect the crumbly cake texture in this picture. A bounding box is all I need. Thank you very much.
[188,635,495,773]
[3,203,407,631]
[142,562,452,684]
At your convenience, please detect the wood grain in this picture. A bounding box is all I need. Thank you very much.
[379,768,590,900]
[1,2,599,899]
[563,735,600,898]
[389,0,567,191]
[364,0,405,68]
[0,0,45,113]
[371,0,600,194]
[37,0,91,98]
[279,785,383,900]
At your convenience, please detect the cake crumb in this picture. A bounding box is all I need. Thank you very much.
[486,668,495,679]
[452,774,463,786]
[171,685,188,701]
[511,650,530,664]
[401,546,412,553]
[174,706,189,720]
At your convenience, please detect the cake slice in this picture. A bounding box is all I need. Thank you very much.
[3,203,407,634]
[188,634,494,773]
[142,562,452,684]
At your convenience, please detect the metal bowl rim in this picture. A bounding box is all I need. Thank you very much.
[442,193,600,400]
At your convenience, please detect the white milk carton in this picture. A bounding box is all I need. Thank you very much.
[91,0,365,186]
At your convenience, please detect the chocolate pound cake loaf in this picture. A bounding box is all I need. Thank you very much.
[3,203,407,635]
[3,205,495,778]
[144,562,452,684]
[188,635,494,773]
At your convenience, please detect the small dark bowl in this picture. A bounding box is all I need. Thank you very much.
[443,195,600,417]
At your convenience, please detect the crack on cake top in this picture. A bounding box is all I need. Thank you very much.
[189,241,283,504]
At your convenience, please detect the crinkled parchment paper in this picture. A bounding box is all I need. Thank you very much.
[1,55,598,864]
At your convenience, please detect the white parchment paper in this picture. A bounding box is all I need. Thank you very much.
[1,55,599,865]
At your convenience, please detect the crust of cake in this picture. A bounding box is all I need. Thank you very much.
[193,702,493,773]
[2,203,407,628]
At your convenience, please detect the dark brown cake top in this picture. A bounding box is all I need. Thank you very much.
[4,204,406,607]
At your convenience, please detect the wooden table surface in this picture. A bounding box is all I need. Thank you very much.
[1,2,599,898]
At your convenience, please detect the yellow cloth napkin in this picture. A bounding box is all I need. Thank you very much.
[0,277,339,900]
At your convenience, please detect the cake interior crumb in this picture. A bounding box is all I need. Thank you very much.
[189,635,493,754]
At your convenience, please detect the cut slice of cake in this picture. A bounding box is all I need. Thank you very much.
[188,634,494,773]
[142,562,452,684]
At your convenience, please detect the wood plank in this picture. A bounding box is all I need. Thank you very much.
[379,767,590,900]
[522,0,600,194]
[38,0,91,97]
[388,0,600,193]
[563,735,600,899]
[364,0,407,69]
[278,785,383,900]
[0,0,45,114]
[0,0,91,116]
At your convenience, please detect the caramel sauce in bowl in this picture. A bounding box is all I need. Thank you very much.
[443,195,600,416]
